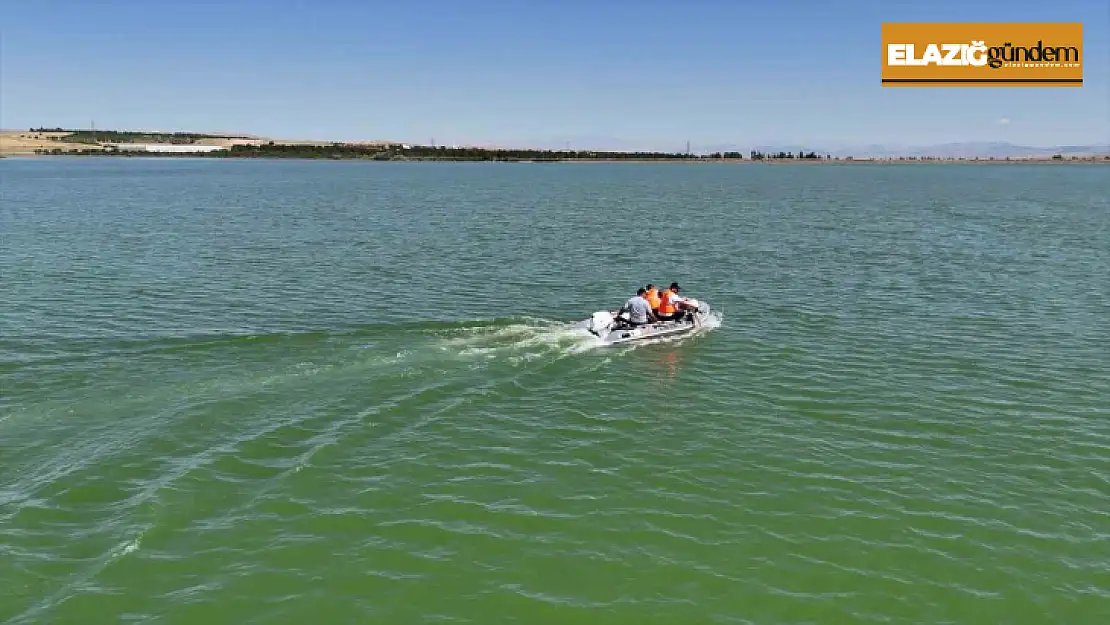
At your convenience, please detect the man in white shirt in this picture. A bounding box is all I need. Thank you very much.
[617,288,659,327]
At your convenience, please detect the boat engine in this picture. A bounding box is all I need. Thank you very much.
[586,311,615,336]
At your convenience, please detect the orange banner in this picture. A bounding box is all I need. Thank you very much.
[881,22,1083,87]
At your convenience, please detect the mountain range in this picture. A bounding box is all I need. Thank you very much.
[697,141,1110,159]
[780,142,1106,158]
[516,136,1109,158]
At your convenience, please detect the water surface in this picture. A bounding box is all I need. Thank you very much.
[1,158,1108,624]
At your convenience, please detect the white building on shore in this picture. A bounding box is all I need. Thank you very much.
[106,143,229,153]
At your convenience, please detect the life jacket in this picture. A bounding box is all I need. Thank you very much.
[646,288,661,310]
[658,290,677,315]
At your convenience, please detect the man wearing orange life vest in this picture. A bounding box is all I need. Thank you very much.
[644,284,662,312]
[657,282,693,322]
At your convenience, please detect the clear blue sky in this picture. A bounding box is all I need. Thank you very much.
[2,0,1107,150]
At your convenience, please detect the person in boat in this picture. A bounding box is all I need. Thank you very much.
[644,283,662,313]
[657,282,695,323]
[616,288,659,328]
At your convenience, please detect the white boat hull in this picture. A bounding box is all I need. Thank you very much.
[574,299,712,345]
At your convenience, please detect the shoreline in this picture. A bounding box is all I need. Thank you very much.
[8,153,1108,165]
[4,129,1107,164]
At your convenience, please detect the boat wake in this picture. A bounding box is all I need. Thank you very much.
[433,319,608,364]
[429,307,723,363]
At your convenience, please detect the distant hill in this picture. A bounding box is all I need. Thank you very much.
[520,138,1109,158]
[736,141,1110,159]
[859,142,1109,158]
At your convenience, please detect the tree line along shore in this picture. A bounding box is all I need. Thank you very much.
[14,129,1110,163]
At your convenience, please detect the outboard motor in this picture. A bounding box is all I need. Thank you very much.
[686,298,707,314]
[684,298,708,324]
[586,311,615,336]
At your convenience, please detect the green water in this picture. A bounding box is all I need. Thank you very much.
[1,158,1108,624]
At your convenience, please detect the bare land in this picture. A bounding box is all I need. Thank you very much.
[0,131,107,154]
[0,129,411,155]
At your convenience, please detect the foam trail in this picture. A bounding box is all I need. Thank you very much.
[426,305,723,365]
[435,319,607,360]
[466,310,721,356]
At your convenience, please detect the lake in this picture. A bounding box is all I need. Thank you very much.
[1,157,1107,624]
